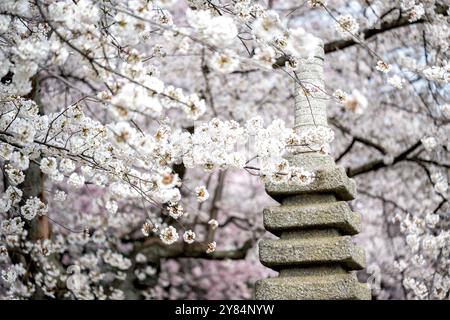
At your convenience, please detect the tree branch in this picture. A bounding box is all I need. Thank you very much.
[324,16,423,54]
[347,141,421,177]
[206,170,227,243]
[324,3,448,53]
[330,119,387,161]
[138,238,253,260]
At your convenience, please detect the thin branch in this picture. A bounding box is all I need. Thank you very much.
[347,141,421,177]
[206,170,227,243]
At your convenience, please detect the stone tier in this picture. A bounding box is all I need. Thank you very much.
[255,273,371,300]
[265,166,357,201]
[263,201,361,236]
[259,236,366,270]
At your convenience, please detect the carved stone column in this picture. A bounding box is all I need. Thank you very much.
[255,41,371,300]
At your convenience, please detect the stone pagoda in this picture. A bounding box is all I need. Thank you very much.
[255,41,371,300]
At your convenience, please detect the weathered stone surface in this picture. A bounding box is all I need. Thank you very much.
[265,166,357,201]
[259,236,366,270]
[285,153,335,172]
[263,201,361,235]
[294,42,326,131]
[255,273,371,300]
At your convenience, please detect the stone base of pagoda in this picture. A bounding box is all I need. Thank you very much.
[255,153,371,300]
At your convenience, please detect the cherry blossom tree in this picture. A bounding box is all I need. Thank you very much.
[0,0,448,300]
